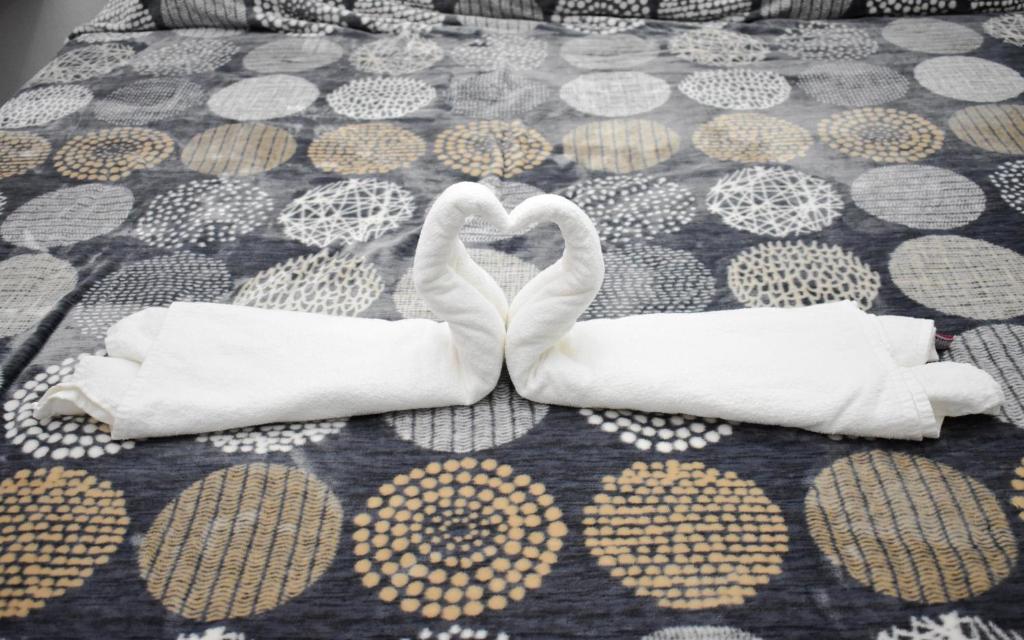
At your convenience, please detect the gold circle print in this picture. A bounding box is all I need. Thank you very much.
[0,467,129,618]
[818,107,943,163]
[693,113,812,163]
[583,460,789,610]
[353,458,567,620]
[434,120,551,178]
[138,463,343,621]
[563,119,680,173]
[54,127,174,181]
[182,123,297,176]
[0,131,51,180]
[806,450,1018,604]
[310,122,425,174]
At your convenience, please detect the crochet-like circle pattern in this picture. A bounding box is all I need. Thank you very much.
[280,177,416,248]
[777,23,878,60]
[3,356,136,459]
[679,69,790,110]
[448,70,551,119]
[351,35,444,75]
[728,240,880,310]
[30,44,134,85]
[254,0,349,34]
[985,13,1024,47]
[853,165,984,229]
[450,34,548,70]
[54,127,174,181]
[879,613,1024,640]
[0,467,129,618]
[561,33,658,70]
[0,85,93,129]
[196,420,348,454]
[707,166,842,237]
[139,463,343,621]
[668,29,768,67]
[642,627,764,640]
[580,408,736,454]
[131,38,237,76]
[583,460,788,610]
[136,178,275,250]
[182,123,297,176]
[562,174,696,246]
[563,119,680,173]
[798,61,908,107]
[818,108,943,163]
[693,112,812,163]
[75,253,233,338]
[992,159,1024,214]
[328,76,436,120]
[355,0,443,33]
[659,0,750,20]
[233,250,384,317]
[243,37,346,73]
[0,132,51,179]
[94,78,205,125]
[949,324,1024,429]
[586,245,715,319]
[915,56,1024,103]
[883,17,983,53]
[806,451,1017,604]
[2,184,133,249]
[889,235,1024,321]
[353,458,567,619]
[435,120,550,178]
[949,104,1024,155]
[310,123,426,174]
[560,71,670,117]
[0,254,77,339]
[208,74,320,121]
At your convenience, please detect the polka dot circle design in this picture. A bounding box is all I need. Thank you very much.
[985,14,1024,47]
[0,254,77,338]
[450,34,548,71]
[914,56,1024,103]
[949,324,1024,429]
[992,159,1024,214]
[328,77,436,120]
[208,74,320,121]
[553,0,649,18]
[405,626,509,640]
[879,612,1024,640]
[562,174,697,246]
[196,420,348,455]
[798,61,909,107]
[777,23,878,60]
[693,113,812,164]
[889,235,1024,321]
[30,44,134,85]
[54,127,174,182]
[83,0,155,33]
[580,408,736,454]
[853,165,984,230]
[0,467,129,618]
[182,123,297,176]
[75,254,233,338]
[448,71,551,119]
[0,85,93,129]
[806,450,1018,604]
[233,250,383,317]
[679,69,791,110]
[353,458,567,620]
[311,123,426,175]
[668,29,768,67]
[254,0,349,34]
[561,33,658,70]
[818,108,944,163]
[243,37,346,74]
[435,121,550,178]
[139,463,343,621]
[351,35,444,76]
[882,17,983,54]
[586,245,715,319]
[642,627,764,640]
[94,78,205,126]
[553,14,644,34]
[707,166,842,237]
[867,0,954,13]
[583,460,789,610]
[729,240,880,310]
[949,104,1024,155]
[131,38,237,76]
[355,0,443,34]
[136,178,275,250]
[563,119,680,173]
[280,177,416,248]
[3,356,136,459]
[0,131,51,180]
[659,0,750,20]
[560,71,670,117]
[2,184,133,249]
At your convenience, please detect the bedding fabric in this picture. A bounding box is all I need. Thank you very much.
[2,1,1024,638]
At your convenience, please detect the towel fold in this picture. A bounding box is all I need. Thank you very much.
[35,182,1003,441]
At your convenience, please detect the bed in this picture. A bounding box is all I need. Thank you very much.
[1,0,1023,638]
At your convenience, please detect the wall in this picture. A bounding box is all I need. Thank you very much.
[0,0,109,101]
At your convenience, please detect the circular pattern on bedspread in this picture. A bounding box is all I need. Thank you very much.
[94,78,205,125]
[208,74,320,121]
[407,625,511,640]
[0,254,78,339]
[585,245,715,319]
[985,14,1024,47]
[563,119,679,173]
[668,29,767,67]
[197,420,349,454]
[707,166,842,237]
[878,613,1024,640]
[853,165,984,229]
[949,104,1024,155]
[450,34,548,70]
[254,0,349,34]
[889,235,1024,320]
[915,56,1024,103]
[798,61,908,107]
[0,85,92,129]
[327,77,435,120]
[243,37,346,74]
[948,324,1024,429]
[448,71,551,119]
[355,0,443,34]
[280,177,416,248]
[0,467,128,618]
[0,131,51,179]
[182,123,297,176]
[777,23,877,60]
[562,174,696,246]
[311,123,425,175]
[139,463,343,621]
[642,627,764,640]
[561,33,658,70]
[806,450,1017,604]
[30,44,134,85]
[353,458,566,619]
[351,35,443,76]
[991,159,1024,213]
[560,72,670,117]
[2,184,133,249]
[818,108,943,163]
[131,38,237,76]
[435,120,550,178]
[580,408,736,454]
[54,127,173,181]
[693,113,812,163]
[728,240,880,310]
[679,69,790,110]
[659,0,750,20]
[882,17,983,53]
[584,460,788,610]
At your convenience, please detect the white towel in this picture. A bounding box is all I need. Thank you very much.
[35,182,1004,441]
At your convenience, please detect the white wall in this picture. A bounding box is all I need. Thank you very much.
[0,0,109,100]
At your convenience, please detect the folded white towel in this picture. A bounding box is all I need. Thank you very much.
[35,182,1004,441]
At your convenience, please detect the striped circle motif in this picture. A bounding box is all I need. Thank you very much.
[243,37,346,74]
[806,451,1018,604]
[642,627,764,640]
[882,17,983,54]
[563,119,680,173]
[852,165,984,230]
[139,463,343,621]
[949,324,1024,429]
[182,123,297,176]
[2,184,134,249]
[950,104,1024,155]
[0,254,78,339]
[207,74,320,121]
[561,33,658,70]
[914,56,1024,103]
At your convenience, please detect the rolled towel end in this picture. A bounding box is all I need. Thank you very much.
[911,361,1005,438]
[33,355,141,440]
